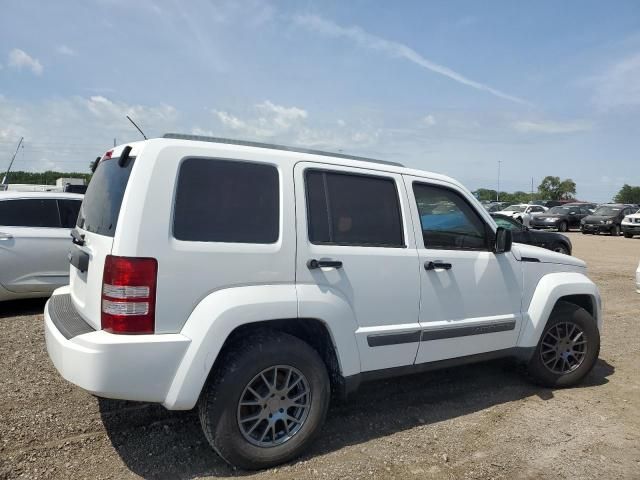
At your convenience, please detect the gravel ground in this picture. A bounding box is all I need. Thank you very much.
[1,232,639,479]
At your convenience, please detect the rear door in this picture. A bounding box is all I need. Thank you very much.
[294,162,421,372]
[70,154,134,328]
[0,198,71,293]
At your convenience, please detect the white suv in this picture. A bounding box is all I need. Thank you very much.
[45,135,602,469]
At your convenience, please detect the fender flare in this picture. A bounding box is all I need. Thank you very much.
[162,284,360,410]
[517,271,602,349]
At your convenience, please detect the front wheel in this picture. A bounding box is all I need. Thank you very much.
[610,225,620,236]
[624,232,633,238]
[558,221,568,232]
[527,301,600,387]
[198,331,330,470]
[552,243,570,255]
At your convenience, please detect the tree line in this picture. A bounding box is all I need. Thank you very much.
[474,175,640,204]
[3,171,92,185]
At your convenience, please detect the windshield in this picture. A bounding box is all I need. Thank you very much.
[548,206,571,214]
[593,206,621,216]
[76,156,135,237]
[503,206,525,212]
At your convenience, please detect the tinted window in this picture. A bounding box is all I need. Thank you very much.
[0,199,60,227]
[413,183,487,250]
[77,157,134,237]
[492,215,523,232]
[58,200,82,228]
[305,170,404,247]
[174,158,279,243]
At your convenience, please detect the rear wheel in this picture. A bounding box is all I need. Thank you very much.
[198,330,330,470]
[610,225,620,236]
[527,301,599,387]
[558,221,568,232]
[624,232,633,238]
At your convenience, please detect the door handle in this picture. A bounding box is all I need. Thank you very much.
[424,260,452,271]
[0,232,13,240]
[307,259,343,270]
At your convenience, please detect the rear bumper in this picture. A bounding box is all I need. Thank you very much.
[45,288,191,405]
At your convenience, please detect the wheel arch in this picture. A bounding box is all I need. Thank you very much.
[162,284,360,410]
[517,272,602,349]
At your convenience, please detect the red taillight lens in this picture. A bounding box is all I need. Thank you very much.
[101,255,157,334]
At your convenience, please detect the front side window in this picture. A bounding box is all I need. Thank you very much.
[173,158,279,243]
[492,215,523,232]
[305,170,404,247]
[0,199,60,228]
[413,183,488,250]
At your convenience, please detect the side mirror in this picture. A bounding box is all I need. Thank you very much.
[494,227,512,254]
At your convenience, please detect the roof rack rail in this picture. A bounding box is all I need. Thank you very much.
[162,133,404,167]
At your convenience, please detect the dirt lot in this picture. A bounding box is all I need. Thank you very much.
[1,232,639,479]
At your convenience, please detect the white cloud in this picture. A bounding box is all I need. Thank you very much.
[213,100,308,138]
[592,52,640,110]
[422,114,436,127]
[512,119,592,134]
[56,45,76,56]
[294,14,530,106]
[8,48,43,75]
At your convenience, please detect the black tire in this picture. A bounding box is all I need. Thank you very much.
[198,330,330,470]
[527,301,600,388]
[610,225,620,236]
[624,232,633,239]
[551,243,570,255]
[581,229,589,235]
[558,221,568,232]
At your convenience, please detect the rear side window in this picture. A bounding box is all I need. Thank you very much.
[173,158,279,243]
[305,170,404,247]
[58,200,82,228]
[0,199,60,227]
[77,157,134,237]
[413,183,488,250]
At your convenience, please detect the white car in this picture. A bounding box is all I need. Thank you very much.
[0,191,83,301]
[45,135,602,469]
[497,203,547,227]
[622,209,640,238]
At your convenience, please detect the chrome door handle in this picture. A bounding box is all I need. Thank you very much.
[424,260,452,271]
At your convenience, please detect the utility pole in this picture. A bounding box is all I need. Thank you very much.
[2,137,24,185]
[531,177,534,199]
[497,160,502,202]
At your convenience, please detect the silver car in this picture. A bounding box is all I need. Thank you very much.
[0,191,83,301]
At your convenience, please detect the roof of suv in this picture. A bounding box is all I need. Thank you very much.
[0,191,83,200]
[162,133,404,168]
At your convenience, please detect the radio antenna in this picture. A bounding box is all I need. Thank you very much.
[126,115,147,140]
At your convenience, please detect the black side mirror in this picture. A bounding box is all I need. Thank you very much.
[494,227,512,254]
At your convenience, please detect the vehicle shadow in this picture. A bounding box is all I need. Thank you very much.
[0,298,47,319]
[99,358,614,479]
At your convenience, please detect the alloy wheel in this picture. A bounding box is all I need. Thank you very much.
[540,322,587,375]
[237,365,311,448]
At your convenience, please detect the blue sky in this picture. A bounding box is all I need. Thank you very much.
[1,0,639,201]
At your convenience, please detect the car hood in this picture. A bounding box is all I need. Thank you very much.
[512,243,586,268]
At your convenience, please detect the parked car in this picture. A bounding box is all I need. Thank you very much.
[484,202,510,213]
[496,203,547,226]
[45,135,602,470]
[0,191,83,301]
[529,203,592,232]
[491,213,572,255]
[581,204,637,235]
[622,209,640,238]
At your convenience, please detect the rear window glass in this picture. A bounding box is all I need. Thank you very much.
[0,199,60,227]
[173,158,279,243]
[77,157,134,237]
[58,199,82,228]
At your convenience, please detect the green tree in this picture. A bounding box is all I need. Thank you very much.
[537,176,576,200]
[473,188,498,201]
[614,184,640,204]
[4,170,91,185]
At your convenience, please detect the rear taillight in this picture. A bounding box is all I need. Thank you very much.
[101,255,157,334]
